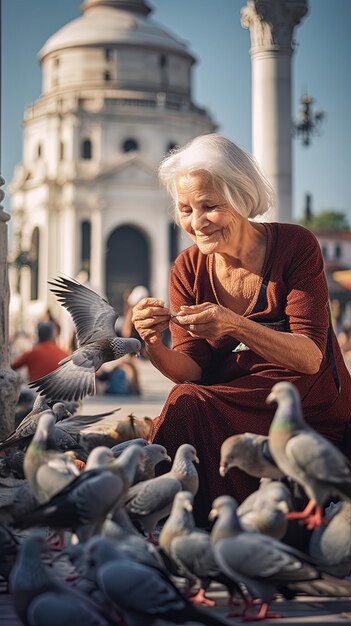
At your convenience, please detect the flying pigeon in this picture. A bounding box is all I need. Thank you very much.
[267,381,351,529]
[29,276,141,402]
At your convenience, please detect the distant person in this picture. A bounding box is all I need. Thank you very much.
[11,321,70,382]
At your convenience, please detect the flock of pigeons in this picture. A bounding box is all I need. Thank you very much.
[0,276,350,626]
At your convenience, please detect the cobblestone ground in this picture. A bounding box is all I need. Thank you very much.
[1,359,351,625]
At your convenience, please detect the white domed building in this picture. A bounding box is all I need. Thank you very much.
[9,0,215,343]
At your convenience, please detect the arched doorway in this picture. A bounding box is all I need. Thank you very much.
[105,225,150,313]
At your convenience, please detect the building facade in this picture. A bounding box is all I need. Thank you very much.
[9,0,215,343]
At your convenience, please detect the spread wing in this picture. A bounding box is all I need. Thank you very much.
[49,276,118,345]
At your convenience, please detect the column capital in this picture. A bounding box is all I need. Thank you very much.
[241,0,308,55]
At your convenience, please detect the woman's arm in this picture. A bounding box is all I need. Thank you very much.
[175,303,323,375]
[132,297,202,383]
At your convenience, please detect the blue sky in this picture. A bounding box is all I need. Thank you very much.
[1,0,351,222]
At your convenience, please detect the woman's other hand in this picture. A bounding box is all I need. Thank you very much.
[132,298,171,346]
[173,302,237,340]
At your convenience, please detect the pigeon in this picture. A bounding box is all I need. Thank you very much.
[132,443,171,484]
[308,500,351,577]
[0,399,67,452]
[110,438,149,457]
[29,276,141,402]
[209,495,351,621]
[219,433,284,480]
[124,443,199,539]
[84,535,230,626]
[23,410,80,503]
[14,445,145,542]
[159,491,237,606]
[237,479,293,540]
[79,414,153,454]
[10,533,114,626]
[267,381,351,529]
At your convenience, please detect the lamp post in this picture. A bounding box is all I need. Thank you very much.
[294,94,325,147]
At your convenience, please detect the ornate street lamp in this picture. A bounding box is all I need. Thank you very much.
[294,94,325,147]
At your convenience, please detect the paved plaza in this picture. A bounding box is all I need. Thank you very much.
[1,359,351,625]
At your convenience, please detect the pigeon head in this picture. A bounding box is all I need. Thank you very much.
[52,402,67,420]
[146,444,172,466]
[123,337,142,356]
[219,434,252,476]
[266,381,305,430]
[85,446,115,471]
[175,443,199,464]
[209,495,238,522]
[20,532,50,558]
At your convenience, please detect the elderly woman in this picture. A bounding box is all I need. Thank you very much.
[132,134,351,526]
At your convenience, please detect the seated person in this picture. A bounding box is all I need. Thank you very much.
[131,133,351,526]
[11,321,70,382]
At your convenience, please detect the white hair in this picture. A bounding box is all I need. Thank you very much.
[158,134,275,219]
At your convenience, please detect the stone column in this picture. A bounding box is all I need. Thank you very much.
[241,0,308,222]
[0,176,21,438]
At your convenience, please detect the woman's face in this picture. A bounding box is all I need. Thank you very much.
[175,173,243,255]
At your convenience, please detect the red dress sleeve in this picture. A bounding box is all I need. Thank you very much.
[284,226,329,354]
[169,249,212,371]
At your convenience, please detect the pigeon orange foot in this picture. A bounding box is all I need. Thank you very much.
[285,499,327,530]
[188,587,216,606]
[241,602,283,621]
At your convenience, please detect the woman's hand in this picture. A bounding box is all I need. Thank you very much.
[131,298,171,346]
[173,302,237,340]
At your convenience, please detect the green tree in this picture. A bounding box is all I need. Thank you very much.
[299,210,350,231]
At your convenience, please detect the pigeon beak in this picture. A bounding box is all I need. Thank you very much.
[165,455,172,463]
[194,455,200,464]
[266,391,276,404]
[208,507,218,522]
[184,501,193,512]
[219,464,227,477]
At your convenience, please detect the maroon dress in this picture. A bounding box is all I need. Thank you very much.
[152,224,351,525]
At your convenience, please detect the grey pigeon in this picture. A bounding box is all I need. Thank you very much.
[84,536,230,626]
[29,276,141,402]
[132,443,171,484]
[267,381,351,529]
[308,500,351,577]
[10,533,113,626]
[237,479,292,540]
[23,410,80,503]
[0,450,26,478]
[160,491,233,606]
[0,399,67,452]
[14,445,145,542]
[124,443,199,537]
[220,433,284,480]
[210,495,351,621]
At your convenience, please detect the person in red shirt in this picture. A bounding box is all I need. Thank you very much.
[11,322,70,382]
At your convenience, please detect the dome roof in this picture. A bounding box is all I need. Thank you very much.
[39,1,194,61]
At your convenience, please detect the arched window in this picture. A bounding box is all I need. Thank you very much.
[105,225,150,312]
[335,243,342,259]
[104,71,111,81]
[81,220,91,274]
[81,139,92,160]
[30,227,40,301]
[122,138,139,153]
